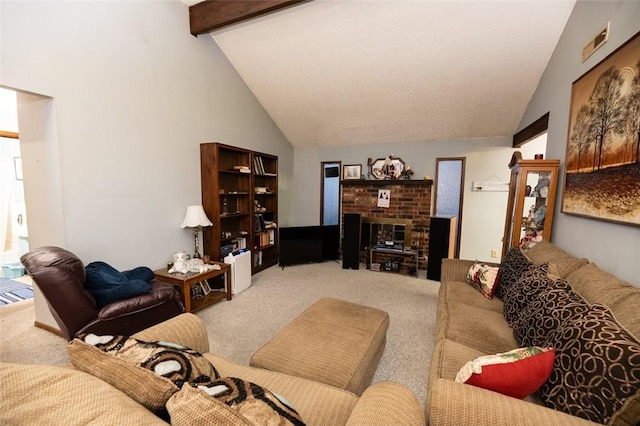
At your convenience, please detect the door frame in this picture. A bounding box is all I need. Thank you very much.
[320,161,342,225]
[433,157,466,258]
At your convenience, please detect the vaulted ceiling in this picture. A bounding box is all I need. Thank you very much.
[187,0,576,148]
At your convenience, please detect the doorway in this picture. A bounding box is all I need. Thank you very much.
[0,88,29,273]
[433,157,465,258]
[320,161,341,225]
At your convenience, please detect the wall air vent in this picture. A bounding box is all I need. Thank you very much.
[582,23,609,62]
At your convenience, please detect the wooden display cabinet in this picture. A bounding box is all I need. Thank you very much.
[200,143,278,274]
[501,153,560,259]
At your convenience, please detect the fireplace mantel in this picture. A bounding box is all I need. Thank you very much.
[341,179,433,187]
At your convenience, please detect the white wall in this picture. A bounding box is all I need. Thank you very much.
[293,137,546,263]
[1,1,294,270]
[518,0,640,286]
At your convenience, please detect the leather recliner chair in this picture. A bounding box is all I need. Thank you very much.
[20,246,185,341]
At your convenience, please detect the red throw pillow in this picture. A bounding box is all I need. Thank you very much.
[455,347,555,399]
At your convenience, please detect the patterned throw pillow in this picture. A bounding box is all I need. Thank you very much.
[68,334,220,411]
[541,304,640,425]
[466,262,500,299]
[167,377,306,426]
[455,346,555,399]
[502,263,552,327]
[512,278,590,347]
[495,247,533,300]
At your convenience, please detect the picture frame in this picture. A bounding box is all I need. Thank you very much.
[369,156,406,180]
[562,31,640,227]
[343,164,362,180]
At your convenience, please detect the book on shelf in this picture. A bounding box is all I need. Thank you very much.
[254,251,263,267]
[232,237,246,250]
[254,214,265,232]
[233,165,250,173]
[253,157,264,175]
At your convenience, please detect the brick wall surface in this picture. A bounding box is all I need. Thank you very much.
[342,180,432,270]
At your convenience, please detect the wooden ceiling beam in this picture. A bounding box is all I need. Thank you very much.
[189,0,307,36]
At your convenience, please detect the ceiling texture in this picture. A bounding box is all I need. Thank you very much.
[187,0,576,148]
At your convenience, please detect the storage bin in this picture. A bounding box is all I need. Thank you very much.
[2,263,25,279]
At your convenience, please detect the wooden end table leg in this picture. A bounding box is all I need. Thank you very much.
[182,284,192,312]
[225,270,232,300]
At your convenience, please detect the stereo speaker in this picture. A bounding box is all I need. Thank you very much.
[342,213,361,270]
[427,216,457,281]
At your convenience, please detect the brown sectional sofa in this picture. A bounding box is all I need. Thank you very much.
[3,240,639,425]
[427,241,640,425]
[1,313,425,425]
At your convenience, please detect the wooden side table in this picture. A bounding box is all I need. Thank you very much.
[154,261,231,313]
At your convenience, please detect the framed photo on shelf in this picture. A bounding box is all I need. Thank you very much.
[343,164,362,180]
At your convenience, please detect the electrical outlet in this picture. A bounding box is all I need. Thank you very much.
[491,249,498,258]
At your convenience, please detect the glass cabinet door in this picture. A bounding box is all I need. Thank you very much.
[518,171,551,248]
[502,155,560,259]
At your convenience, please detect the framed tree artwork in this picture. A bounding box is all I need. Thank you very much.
[562,31,640,227]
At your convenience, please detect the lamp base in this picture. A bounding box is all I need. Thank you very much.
[193,228,202,259]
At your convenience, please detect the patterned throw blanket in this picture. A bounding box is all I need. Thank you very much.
[84,262,154,307]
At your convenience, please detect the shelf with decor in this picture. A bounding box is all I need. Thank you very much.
[200,143,278,274]
[501,152,560,259]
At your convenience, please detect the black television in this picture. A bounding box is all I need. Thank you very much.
[279,225,340,267]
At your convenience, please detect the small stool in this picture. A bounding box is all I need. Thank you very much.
[250,298,389,395]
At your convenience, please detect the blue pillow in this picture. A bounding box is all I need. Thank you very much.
[85,261,152,307]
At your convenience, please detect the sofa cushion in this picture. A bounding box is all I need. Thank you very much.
[167,378,306,426]
[443,302,518,355]
[202,352,359,426]
[524,241,588,277]
[541,304,640,425]
[495,247,534,300]
[566,262,640,340]
[466,262,500,299]
[440,281,504,313]
[68,334,219,412]
[512,279,590,347]
[431,338,489,382]
[502,263,552,327]
[455,346,555,399]
[0,362,166,425]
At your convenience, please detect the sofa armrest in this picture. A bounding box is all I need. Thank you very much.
[441,259,476,282]
[428,379,598,425]
[346,381,425,426]
[441,259,500,283]
[132,313,210,354]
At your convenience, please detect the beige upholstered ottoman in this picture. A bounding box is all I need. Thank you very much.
[249,297,389,395]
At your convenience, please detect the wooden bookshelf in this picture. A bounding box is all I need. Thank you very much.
[200,143,278,273]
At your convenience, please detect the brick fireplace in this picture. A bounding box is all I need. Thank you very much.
[341,180,433,270]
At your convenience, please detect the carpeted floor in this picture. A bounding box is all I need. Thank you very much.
[0,278,33,306]
[0,261,439,404]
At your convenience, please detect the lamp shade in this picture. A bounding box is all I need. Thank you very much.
[181,205,213,228]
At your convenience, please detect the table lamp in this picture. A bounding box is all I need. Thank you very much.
[181,205,213,259]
